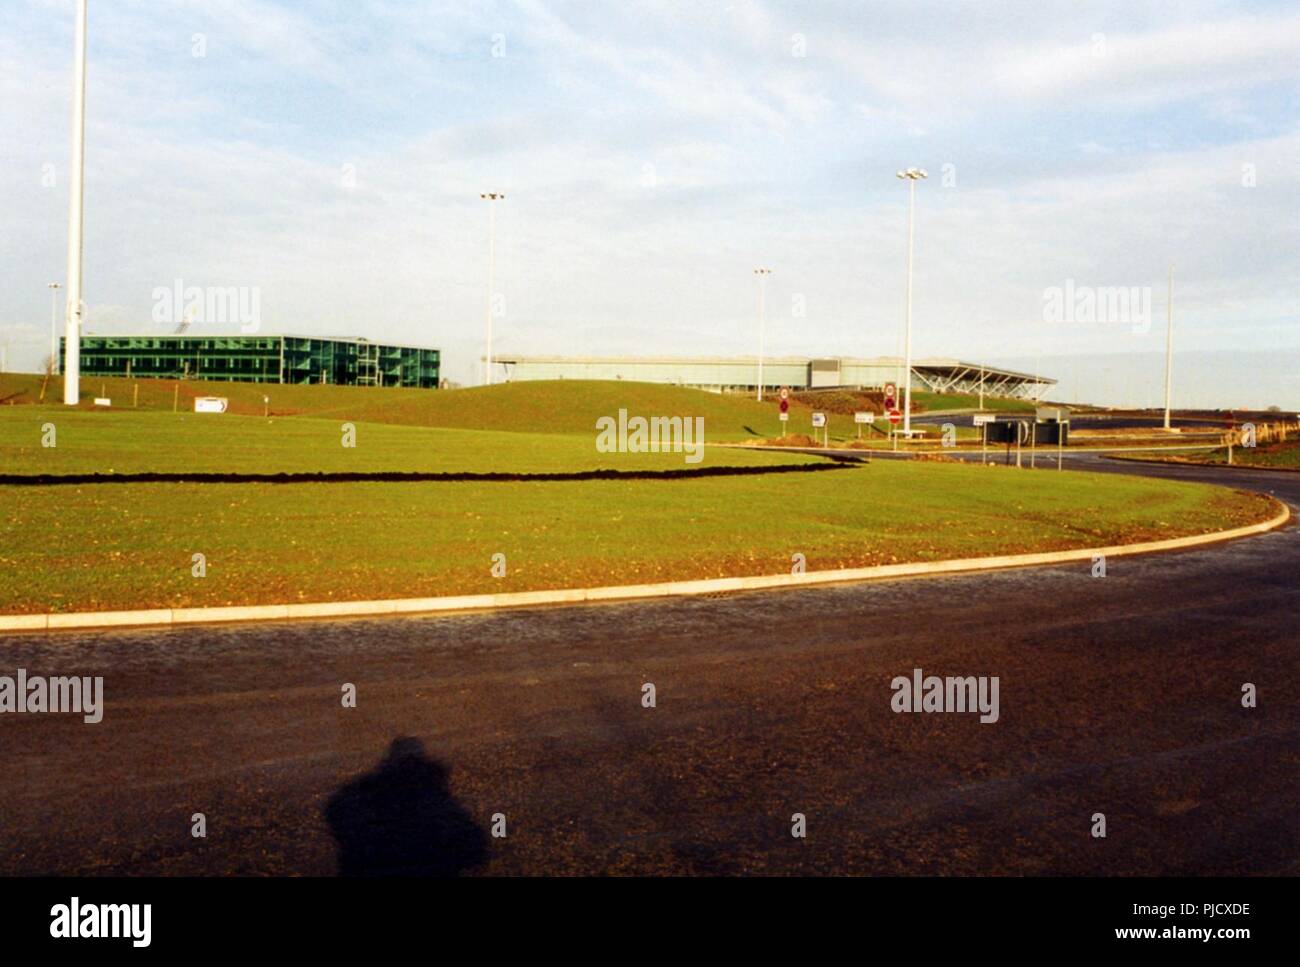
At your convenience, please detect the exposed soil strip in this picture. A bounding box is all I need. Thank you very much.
[0,461,860,486]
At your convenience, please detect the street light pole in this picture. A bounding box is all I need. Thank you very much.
[47,282,61,371]
[896,167,926,436]
[480,192,504,385]
[754,268,771,401]
[63,0,87,405]
[1163,265,1174,430]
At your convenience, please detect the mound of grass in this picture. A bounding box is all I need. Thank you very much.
[910,391,1037,413]
[0,408,822,476]
[0,373,1037,443]
[0,459,1275,614]
[0,373,791,437]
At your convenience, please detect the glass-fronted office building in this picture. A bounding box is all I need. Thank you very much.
[60,335,441,388]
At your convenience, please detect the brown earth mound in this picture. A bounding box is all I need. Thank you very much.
[757,433,818,447]
[789,389,896,414]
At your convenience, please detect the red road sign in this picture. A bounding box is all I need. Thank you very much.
[884,382,897,403]
[779,398,789,414]
[888,409,902,425]
[779,387,789,401]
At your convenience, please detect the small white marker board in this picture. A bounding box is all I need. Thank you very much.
[194,397,229,414]
[811,412,827,428]
[854,412,873,424]
[973,412,995,426]
[93,398,111,407]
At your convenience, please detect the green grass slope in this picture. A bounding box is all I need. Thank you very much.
[0,408,821,475]
[0,374,786,437]
[0,373,1036,442]
[0,459,1275,614]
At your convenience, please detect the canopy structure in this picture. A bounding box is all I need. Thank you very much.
[495,355,1055,399]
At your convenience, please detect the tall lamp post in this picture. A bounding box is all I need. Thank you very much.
[480,192,504,385]
[754,268,771,401]
[896,167,926,436]
[63,0,88,405]
[1162,265,1174,430]
[47,282,61,371]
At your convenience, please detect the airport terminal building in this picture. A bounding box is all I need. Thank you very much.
[62,334,441,388]
[496,355,1054,399]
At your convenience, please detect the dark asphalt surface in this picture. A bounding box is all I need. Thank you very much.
[1,456,1296,876]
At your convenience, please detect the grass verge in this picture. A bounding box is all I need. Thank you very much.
[1111,440,1300,470]
[0,460,1275,614]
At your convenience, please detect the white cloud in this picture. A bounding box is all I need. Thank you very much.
[1,0,1297,402]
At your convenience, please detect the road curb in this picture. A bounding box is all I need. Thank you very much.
[1,500,1289,634]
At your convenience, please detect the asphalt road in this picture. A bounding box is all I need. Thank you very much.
[1,457,1296,876]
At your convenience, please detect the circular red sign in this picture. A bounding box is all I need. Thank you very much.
[779,387,789,401]
[888,409,902,425]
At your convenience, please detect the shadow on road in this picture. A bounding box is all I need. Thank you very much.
[325,736,489,877]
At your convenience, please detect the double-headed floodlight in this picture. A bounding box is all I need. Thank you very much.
[480,192,505,385]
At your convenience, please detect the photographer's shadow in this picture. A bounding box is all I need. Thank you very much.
[325,736,489,877]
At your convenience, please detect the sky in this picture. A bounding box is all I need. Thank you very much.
[1,0,1297,406]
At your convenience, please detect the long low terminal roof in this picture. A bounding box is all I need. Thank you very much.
[495,355,1055,384]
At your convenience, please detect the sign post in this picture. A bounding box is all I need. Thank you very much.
[884,380,898,449]
[779,389,789,437]
[854,411,872,439]
[812,411,827,447]
[973,412,993,465]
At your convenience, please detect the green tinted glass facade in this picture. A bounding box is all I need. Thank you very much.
[61,335,440,388]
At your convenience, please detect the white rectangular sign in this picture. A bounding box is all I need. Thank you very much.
[854,412,873,424]
[194,397,229,414]
[811,412,827,428]
[93,398,111,407]
[973,412,995,426]
[779,412,789,423]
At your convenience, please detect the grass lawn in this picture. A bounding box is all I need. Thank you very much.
[0,408,821,476]
[2,374,814,440]
[0,376,1277,615]
[0,459,1275,614]
[907,391,1037,413]
[1114,440,1300,470]
[0,373,1035,444]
